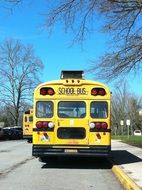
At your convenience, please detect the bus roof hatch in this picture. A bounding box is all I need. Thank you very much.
[60,70,84,79]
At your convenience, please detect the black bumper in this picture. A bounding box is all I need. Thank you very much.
[32,145,111,157]
[23,135,32,139]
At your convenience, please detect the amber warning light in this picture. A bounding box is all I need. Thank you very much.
[40,87,55,96]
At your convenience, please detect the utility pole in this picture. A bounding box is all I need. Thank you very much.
[120,120,124,136]
[126,119,131,139]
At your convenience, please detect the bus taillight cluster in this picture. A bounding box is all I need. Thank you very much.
[91,88,106,96]
[89,122,108,130]
[36,121,54,129]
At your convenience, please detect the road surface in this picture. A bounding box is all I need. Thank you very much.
[0,140,124,190]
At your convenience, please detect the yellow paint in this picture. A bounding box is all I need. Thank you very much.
[112,165,141,190]
[89,132,111,145]
[23,109,33,138]
[33,78,111,155]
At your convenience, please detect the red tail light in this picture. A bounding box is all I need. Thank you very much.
[90,122,108,130]
[42,122,48,128]
[36,121,54,129]
[96,122,101,129]
[36,121,43,129]
[91,88,106,96]
[36,121,48,129]
[101,122,108,129]
[98,88,106,96]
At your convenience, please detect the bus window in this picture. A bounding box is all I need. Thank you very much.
[90,101,108,118]
[25,116,27,122]
[29,116,33,122]
[58,101,86,118]
[36,101,53,118]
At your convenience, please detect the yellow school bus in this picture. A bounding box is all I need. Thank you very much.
[23,109,33,143]
[32,71,111,160]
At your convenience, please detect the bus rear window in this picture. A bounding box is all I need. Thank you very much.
[29,116,33,122]
[36,101,53,118]
[58,101,86,118]
[90,101,108,118]
[25,116,27,122]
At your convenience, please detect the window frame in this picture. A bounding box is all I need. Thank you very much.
[29,116,33,122]
[90,101,108,119]
[24,116,27,122]
[58,101,86,118]
[36,101,54,118]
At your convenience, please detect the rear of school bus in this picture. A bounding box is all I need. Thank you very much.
[32,71,111,160]
[23,109,33,143]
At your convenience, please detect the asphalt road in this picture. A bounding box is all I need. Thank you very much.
[0,140,124,190]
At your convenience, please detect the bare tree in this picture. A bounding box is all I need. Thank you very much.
[0,0,23,12]
[1,0,23,6]
[112,82,128,135]
[127,96,142,134]
[90,35,142,81]
[2,0,21,3]
[0,39,43,126]
[112,81,142,135]
[42,0,142,80]
[1,0,142,80]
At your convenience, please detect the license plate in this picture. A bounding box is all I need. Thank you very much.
[64,149,78,153]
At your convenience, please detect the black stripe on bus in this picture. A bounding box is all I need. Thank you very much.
[90,129,111,132]
[33,128,111,132]
[33,128,54,132]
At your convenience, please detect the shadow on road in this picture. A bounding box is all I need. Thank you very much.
[41,150,142,169]
[41,157,112,169]
[111,150,142,165]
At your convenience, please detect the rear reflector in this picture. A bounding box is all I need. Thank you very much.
[96,133,101,139]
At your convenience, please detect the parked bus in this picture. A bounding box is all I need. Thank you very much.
[23,109,33,143]
[32,71,111,161]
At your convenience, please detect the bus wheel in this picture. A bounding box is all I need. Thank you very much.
[27,139,32,143]
[39,157,48,163]
[39,157,57,163]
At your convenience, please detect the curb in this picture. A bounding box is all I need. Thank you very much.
[112,165,141,190]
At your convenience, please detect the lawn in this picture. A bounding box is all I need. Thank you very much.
[112,135,142,148]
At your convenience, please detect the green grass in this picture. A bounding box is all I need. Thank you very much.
[112,135,142,148]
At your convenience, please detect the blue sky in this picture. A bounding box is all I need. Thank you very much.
[0,1,142,97]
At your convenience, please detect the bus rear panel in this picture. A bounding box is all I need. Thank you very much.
[23,109,33,143]
[32,71,111,158]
